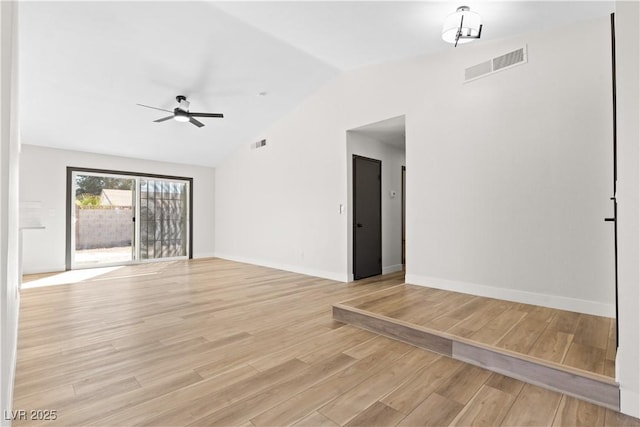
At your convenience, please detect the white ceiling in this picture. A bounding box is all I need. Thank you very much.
[19,1,615,167]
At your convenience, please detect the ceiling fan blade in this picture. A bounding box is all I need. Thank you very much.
[137,104,173,113]
[154,115,174,123]
[189,117,205,128]
[189,112,224,118]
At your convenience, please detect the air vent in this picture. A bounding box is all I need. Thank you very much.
[465,60,492,81]
[251,139,267,149]
[493,48,525,71]
[464,46,528,83]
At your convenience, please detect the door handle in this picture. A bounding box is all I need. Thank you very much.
[356,223,363,228]
[605,196,616,222]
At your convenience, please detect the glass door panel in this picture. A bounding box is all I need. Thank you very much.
[139,178,188,260]
[72,172,135,268]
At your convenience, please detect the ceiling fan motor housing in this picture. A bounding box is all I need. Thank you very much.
[173,108,190,122]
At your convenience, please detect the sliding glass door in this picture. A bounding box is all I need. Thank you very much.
[67,168,192,270]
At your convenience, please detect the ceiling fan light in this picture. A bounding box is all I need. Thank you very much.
[174,114,190,122]
[442,6,482,45]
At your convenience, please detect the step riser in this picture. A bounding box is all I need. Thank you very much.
[333,303,453,356]
[333,304,620,411]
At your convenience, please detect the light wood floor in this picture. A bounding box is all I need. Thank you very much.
[14,259,639,426]
[337,284,617,378]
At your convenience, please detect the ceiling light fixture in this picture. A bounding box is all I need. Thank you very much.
[442,6,483,47]
[173,114,189,122]
[173,111,190,122]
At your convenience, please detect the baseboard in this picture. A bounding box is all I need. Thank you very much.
[620,388,640,419]
[405,273,615,318]
[21,265,65,275]
[617,348,640,418]
[1,294,19,427]
[382,264,403,275]
[193,253,216,260]
[213,253,349,282]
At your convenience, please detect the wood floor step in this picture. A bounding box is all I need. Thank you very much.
[332,302,620,411]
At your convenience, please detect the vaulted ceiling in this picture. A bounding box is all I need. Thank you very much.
[19,1,614,167]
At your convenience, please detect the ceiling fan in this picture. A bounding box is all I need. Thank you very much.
[136,95,224,128]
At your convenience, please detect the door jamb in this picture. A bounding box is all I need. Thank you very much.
[402,165,406,267]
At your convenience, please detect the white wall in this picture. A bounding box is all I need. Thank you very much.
[347,130,405,279]
[19,145,215,274]
[615,2,640,418]
[406,18,615,317]
[215,17,615,316]
[1,2,20,425]
[213,81,352,281]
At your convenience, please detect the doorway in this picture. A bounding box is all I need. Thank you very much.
[353,155,382,279]
[66,167,193,270]
[346,115,406,281]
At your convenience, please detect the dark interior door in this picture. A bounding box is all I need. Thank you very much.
[353,155,382,280]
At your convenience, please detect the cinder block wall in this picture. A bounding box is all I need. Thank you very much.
[76,207,133,249]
